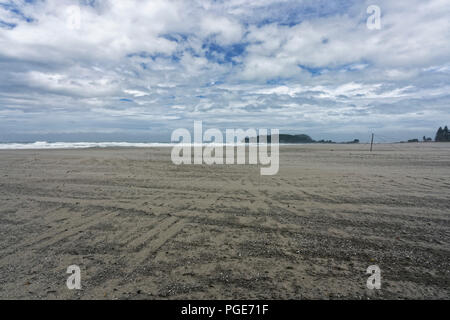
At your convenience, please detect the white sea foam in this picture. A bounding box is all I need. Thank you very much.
[0,141,175,150]
[0,141,284,150]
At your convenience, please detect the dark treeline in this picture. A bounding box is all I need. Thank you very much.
[244,127,449,144]
[244,134,360,144]
[435,126,449,142]
[244,134,314,143]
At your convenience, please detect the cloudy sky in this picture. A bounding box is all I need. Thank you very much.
[0,0,449,142]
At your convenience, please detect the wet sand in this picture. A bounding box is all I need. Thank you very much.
[0,143,449,299]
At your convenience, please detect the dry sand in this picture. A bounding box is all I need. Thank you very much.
[0,143,449,299]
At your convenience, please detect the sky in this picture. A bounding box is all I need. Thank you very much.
[0,0,449,143]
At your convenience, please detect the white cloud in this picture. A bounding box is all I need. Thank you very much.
[0,0,449,142]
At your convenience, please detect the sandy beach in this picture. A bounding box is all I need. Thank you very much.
[0,143,449,300]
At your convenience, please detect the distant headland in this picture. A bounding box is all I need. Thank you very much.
[244,134,359,144]
[244,125,449,144]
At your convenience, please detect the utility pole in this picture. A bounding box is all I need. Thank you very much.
[370,133,374,152]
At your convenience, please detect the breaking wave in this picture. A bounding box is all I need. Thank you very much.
[0,141,176,150]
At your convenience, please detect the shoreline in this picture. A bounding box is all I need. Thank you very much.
[0,141,442,151]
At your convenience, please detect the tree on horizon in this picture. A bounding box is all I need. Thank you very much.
[435,126,449,142]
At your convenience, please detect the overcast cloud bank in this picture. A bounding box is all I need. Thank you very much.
[0,0,449,142]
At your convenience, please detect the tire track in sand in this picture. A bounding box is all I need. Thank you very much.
[125,215,186,268]
[0,210,118,265]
